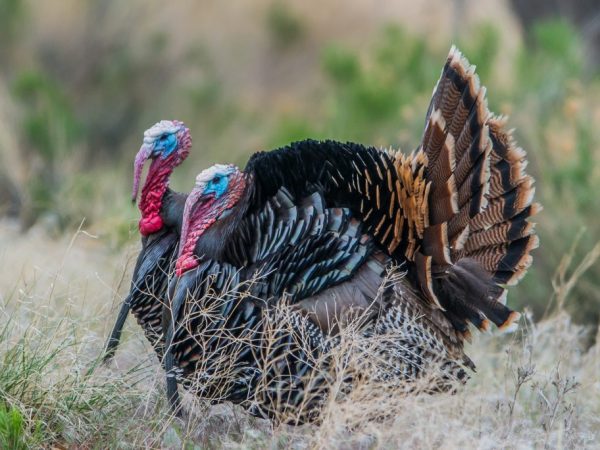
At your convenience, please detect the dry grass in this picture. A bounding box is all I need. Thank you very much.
[1,220,599,448]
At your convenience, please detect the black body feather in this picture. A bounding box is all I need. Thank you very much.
[103,190,186,362]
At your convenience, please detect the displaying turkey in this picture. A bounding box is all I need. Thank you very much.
[162,46,539,423]
[102,120,191,362]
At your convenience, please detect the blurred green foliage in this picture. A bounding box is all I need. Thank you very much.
[279,24,504,147]
[458,24,501,84]
[516,20,585,115]
[266,2,305,48]
[13,71,81,160]
[299,26,440,146]
[11,70,82,229]
[0,0,24,46]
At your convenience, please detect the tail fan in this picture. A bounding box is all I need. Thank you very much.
[412,46,539,336]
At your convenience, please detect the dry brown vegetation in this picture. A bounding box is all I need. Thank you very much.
[1,223,599,448]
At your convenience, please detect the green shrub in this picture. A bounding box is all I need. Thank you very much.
[0,0,24,49]
[0,404,29,450]
[266,2,305,48]
[11,70,82,229]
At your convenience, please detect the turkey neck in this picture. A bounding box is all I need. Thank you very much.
[194,198,249,262]
[139,153,180,236]
[161,190,187,233]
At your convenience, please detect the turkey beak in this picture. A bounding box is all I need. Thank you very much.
[132,143,153,203]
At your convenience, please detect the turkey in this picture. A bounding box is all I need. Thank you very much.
[163,46,540,422]
[102,120,191,362]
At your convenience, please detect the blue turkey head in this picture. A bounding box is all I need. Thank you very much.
[132,119,192,202]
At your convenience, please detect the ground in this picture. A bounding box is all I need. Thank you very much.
[1,219,599,448]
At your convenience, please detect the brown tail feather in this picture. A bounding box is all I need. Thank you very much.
[411,46,538,335]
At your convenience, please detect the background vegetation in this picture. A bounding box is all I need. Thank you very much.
[0,0,599,447]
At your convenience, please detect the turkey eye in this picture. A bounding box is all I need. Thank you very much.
[212,176,221,184]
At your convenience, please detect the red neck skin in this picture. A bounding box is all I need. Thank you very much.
[175,199,219,275]
[175,172,247,275]
[138,152,180,236]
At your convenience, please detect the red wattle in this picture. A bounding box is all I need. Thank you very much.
[138,153,177,235]
[175,254,199,276]
[139,214,164,236]
[175,214,217,275]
